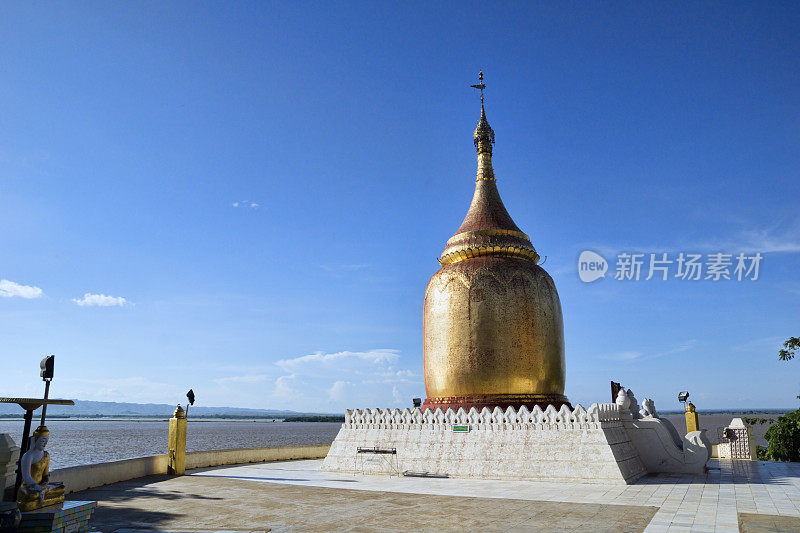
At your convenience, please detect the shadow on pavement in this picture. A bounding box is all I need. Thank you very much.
[90,506,184,529]
[191,473,310,482]
[80,475,224,502]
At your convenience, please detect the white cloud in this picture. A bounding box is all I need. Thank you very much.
[72,293,128,307]
[328,380,354,402]
[585,224,800,261]
[214,374,271,386]
[601,350,645,361]
[0,279,43,299]
[362,368,419,384]
[272,374,297,401]
[734,227,800,253]
[731,336,784,353]
[208,348,419,411]
[599,340,696,361]
[276,349,400,373]
[232,200,260,209]
[59,376,173,404]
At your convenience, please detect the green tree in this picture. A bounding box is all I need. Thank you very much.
[759,337,800,461]
[761,410,800,462]
[778,337,800,361]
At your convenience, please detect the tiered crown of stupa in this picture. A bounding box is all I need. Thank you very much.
[439,73,539,267]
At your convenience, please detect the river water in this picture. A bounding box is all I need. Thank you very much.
[0,420,342,469]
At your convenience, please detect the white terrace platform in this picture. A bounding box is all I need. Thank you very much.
[188,457,800,532]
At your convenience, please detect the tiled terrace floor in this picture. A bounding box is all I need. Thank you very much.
[79,458,800,532]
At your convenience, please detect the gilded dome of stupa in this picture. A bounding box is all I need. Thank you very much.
[422,73,569,412]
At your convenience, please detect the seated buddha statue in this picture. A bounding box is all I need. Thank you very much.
[16,425,65,512]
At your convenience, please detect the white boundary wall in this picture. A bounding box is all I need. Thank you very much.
[52,444,330,494]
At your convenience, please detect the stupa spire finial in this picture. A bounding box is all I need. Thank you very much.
[470,70,486,105]
[471,70,495,180]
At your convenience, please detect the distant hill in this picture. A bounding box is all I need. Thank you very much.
[0,400,329,418]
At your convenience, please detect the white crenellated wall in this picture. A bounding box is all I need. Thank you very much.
[321,403,649,485]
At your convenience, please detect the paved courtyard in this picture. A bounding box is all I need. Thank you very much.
[77,458,800,532]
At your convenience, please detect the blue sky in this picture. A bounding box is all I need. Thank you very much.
[1,2,798,412]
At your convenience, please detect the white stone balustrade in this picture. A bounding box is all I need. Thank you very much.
[341,403,622,431]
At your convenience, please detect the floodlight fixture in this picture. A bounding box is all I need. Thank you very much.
[40,355,54,381]
[412,398,422,408]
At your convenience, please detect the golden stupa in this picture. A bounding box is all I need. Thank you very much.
[422,73,569,412]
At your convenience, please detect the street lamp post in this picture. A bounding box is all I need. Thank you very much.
[39,355,55,427]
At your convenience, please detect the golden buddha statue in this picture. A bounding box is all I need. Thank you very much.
[422,73,569,412]
[17,425,65,511]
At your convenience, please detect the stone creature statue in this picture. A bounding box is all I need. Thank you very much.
[639,398,658,418]
[16,426,65,512]
[615,388,630,410]
[627,389,640,418]
[684,429,713,469]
